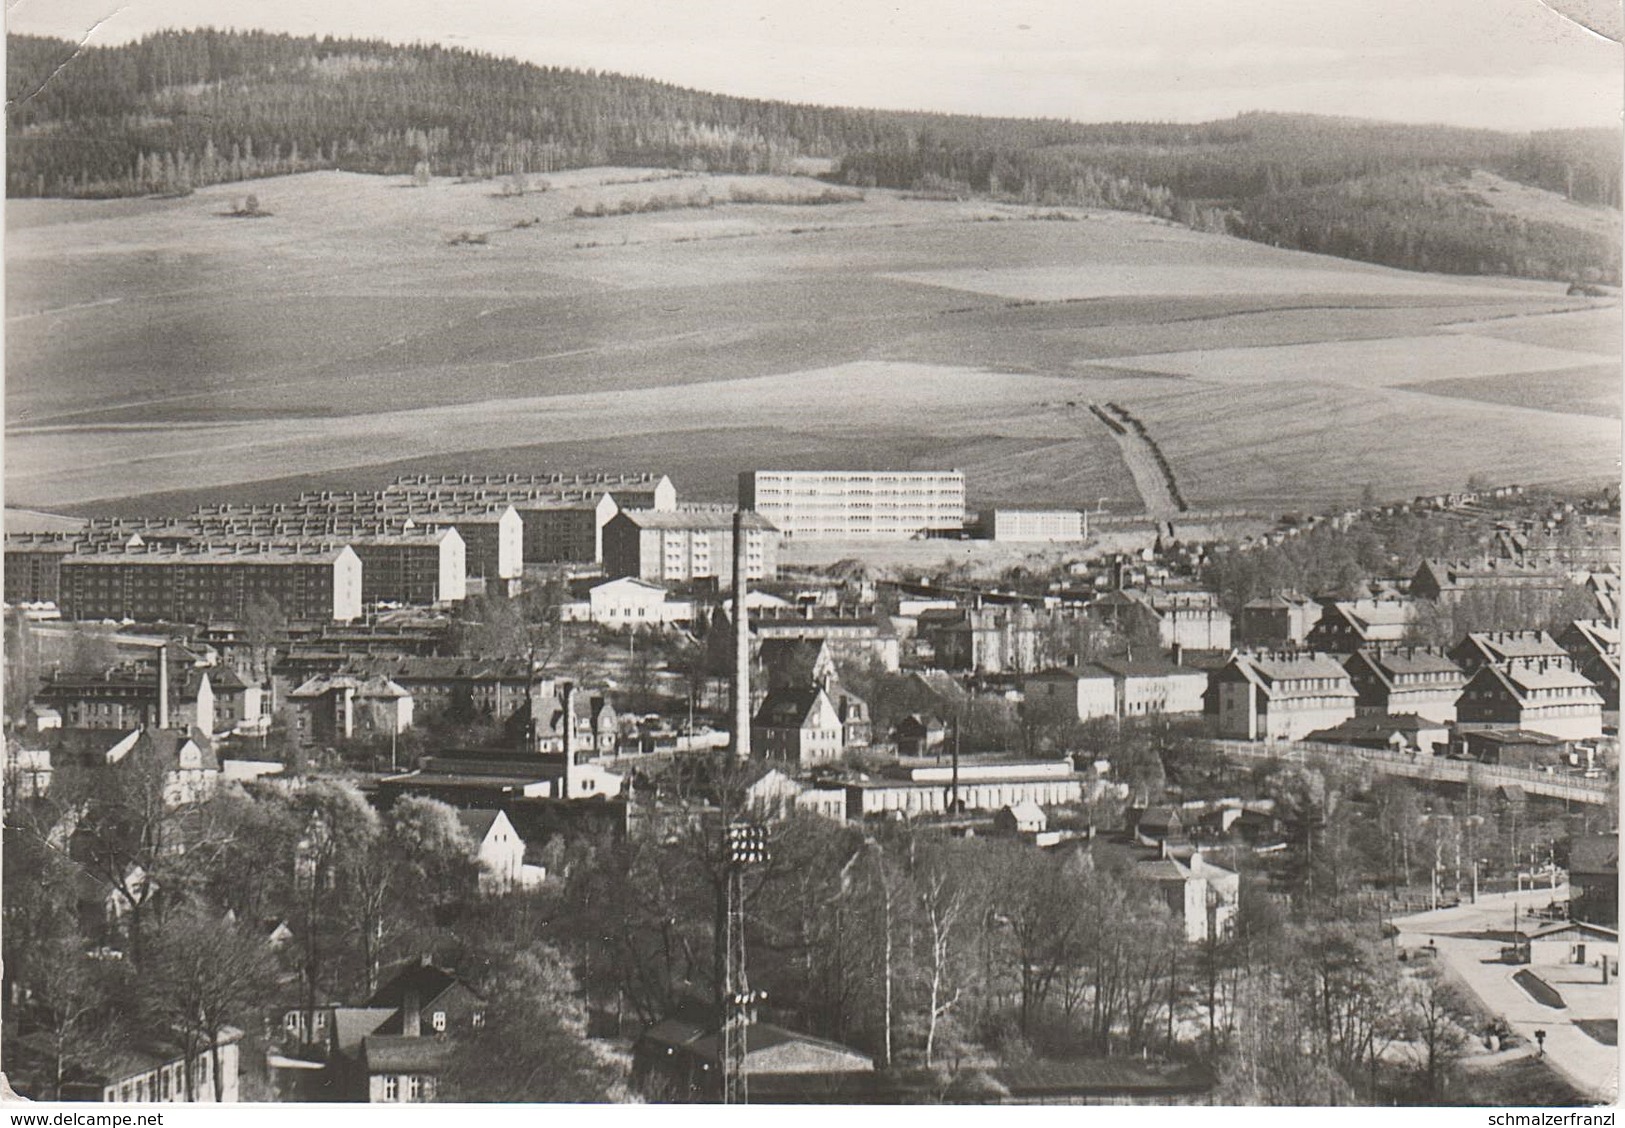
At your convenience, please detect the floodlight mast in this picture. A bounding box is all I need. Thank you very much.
[721,821,767,1104]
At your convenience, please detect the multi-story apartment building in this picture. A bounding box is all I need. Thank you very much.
[1214,652,1358,742]
[1411,559,1570,604]
[982,509,1086,542]
[1557,619,1621,706]
[602,509,778,587]
[739,470,965,539]
[1450,630,1571,676]
[752,607,902,672]
[1343,646,1466,724]
[1457,658,1605,740]
[1306,598,1417,653]
[1092,589,1232,652]
[4,535,77,604]
[345,529,465,607]
[1236,592,1322,648]
[58,544,362,624]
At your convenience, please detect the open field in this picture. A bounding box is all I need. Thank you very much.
[6,169,1618,514]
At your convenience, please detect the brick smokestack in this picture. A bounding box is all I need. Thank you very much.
[732,510,751,760]
[157,643,170,730]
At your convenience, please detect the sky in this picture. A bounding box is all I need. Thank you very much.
[6,0,1622,131]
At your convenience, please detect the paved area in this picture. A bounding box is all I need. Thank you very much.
[1395,887,1618,1104]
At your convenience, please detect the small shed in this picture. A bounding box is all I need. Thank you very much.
[994,800,1048,836]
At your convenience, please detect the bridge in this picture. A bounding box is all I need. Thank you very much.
[1208,739,1616,806]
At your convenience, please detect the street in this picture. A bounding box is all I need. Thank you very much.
[1394,886,1618,1105]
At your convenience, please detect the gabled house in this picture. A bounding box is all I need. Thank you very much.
[326,961,488,1103]
[1556,620,1620,707]
[1450,630,1571,677]
[890,714,947,758]
[454,809,531,894]
[994,799,1048,836]
[1135,850,1238,943]
[61,1027,242,1103]
[1342,646,1465,724]
[1214,652,1357,742]
[1457,659,1604,741]
[559,576,695,627]
[286,674,413,746]
[752,687,844,766]
[1305,599,1416,653]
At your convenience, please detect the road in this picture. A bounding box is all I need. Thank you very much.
[1394,887,1618,1104]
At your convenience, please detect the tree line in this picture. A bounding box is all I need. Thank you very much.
[7,31,1619,282]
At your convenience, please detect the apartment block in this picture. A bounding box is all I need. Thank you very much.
[602,509,778,587]
[1343,646,1466,724]
[59,543,362,624]
[739,470,965,539]
[982,508,1086,542]
[1214,652,1358,742]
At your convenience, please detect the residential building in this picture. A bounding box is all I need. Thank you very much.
[1557,620,1621,706]
[916,604,1044,674]
[994,799,1049,835]
[1236,592,1322,648]
[1214,652,1358,742]
[1450,630,1571,677]
[1411,559,1569,604]
[603,509,779,587]
[891,714,947,758]
[1456,659,1604,740]
[58,543,363,624]
[1092,589,1232,652]
[326,961,487,1103]
[4,535,76,604]
[456,808,532,893]
[346,529,466,607]
[1306,598,1417,653]
[753,687,845,766]
[1026,665,1118,723]
[1134,850,1239,944]
[286,674,413,745]
[341,657,541,726]
[1342,646,1465,724]
[982,508,1085,542]
[752,608,900,672]
[559,577,695,627]
[739,469,965,539]
[35,662,216,735]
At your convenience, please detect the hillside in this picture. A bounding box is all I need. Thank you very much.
[6,30,1621,282]
[6,170,1617,516]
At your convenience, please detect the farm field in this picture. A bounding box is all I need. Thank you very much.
[5,169,1619,515]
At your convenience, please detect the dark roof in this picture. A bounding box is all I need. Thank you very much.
[332,1008,398,1057]
[1307,714,1440,741]
[366,961,471,1013]
[753,687,828,729]
[361,1035,453,1074]
[1463,729,1568,747]
[455,809,501,842]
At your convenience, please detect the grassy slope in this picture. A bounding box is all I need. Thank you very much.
[5,169,1618,513]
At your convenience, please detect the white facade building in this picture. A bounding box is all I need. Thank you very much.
[740,470,965,539]
[983,509,1086,542]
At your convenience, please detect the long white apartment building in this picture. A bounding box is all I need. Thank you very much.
[739,470,965,539]
[982,508,1087,542]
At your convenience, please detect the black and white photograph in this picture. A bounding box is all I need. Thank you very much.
[1,0,1620,1112]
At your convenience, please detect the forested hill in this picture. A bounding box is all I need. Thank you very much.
[8,29,1621,281]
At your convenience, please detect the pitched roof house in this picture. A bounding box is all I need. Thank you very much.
[1214,652,1357,742]
[752,687,844,766]
[1457,659,1604,741]
[1342,646,1465,724]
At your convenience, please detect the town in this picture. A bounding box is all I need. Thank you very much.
[2,465,1617,1106]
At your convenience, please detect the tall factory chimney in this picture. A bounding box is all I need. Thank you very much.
[731,510,751,761]
[157,642,170,730]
